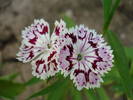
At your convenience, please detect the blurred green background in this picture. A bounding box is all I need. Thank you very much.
[0,0,133,100]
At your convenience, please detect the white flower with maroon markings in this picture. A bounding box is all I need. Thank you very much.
[17,19,66,79]
[59,25,114,90]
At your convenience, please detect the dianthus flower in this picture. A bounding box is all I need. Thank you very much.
[59,25,114,90]
[17,19,66,79]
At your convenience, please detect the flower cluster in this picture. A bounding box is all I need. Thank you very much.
[17,19,114,90]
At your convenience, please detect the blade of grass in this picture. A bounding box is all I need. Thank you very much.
[27,78,66,100]
[124,47,133,61]
[124,47,133,76]
[25,77,42,86]
[102,0,112,22]
[106,30,133,99]
[103,0,121,32]
[0,72,19,81]
[130,61,133,76]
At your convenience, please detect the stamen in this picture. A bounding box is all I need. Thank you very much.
[47,44,51,49]
[77,54,82,61]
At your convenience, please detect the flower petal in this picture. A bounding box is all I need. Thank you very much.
[87,71,103,88]
[17,19,50,62]
[52,19,66,36]
[16,43,41,63]
[32,50,59,79]
[71,68,103,90]
[59,44,75,77]
[22,19,50,45]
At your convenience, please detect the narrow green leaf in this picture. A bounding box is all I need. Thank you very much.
[25,77,42,86]
[106,30,130,80]
[0,72,19,81]
[124,47,133,76]
[124,47,133,61]
[0,80,25,99]
[130,61,133,76]
[102,0,112,22]
[106,30,133,99]
[103,0,121,32]
[62,16,75,28]
[97,88,110,100]
[27,78,66,100]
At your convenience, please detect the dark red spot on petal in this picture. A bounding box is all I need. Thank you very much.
[66,45,74,71]
[69,33,77,43]
[67,45,73,55]
[91,50,102,69]
[65,33,77,44]
[88,41,97,48]
[29,37,37,44]
[55,27,60,36]
[40,26,48,34]
[27,51,34,60]
[24,45,29,49]
[51,59,58,70]
[48,51,57,62]
[47,59,58,71]
[74,69,90,82]
[74,69,85,76]
[36,60,45,74]
[92,60,97,69]
[23,45,33,51]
